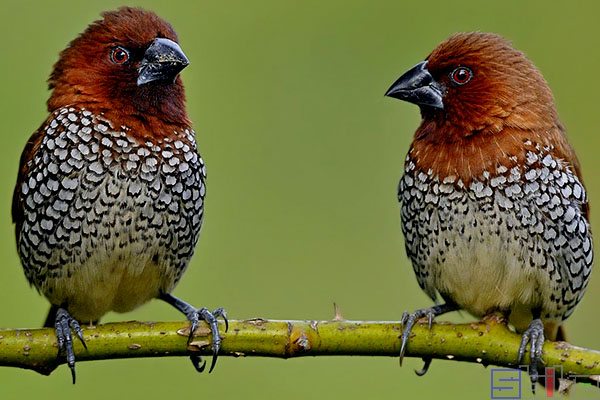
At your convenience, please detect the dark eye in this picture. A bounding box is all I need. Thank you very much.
[450,67,472,85]
[110,46,130,64]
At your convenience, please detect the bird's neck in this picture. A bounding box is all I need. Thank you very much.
[48,104,192,142]
[408,123,578,186]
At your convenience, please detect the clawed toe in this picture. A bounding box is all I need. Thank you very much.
[159,293,227,373]
[518,318,545,393]
[213,307,228,332]
[415,357,432,376]
[399,309,426,366]
[188,307,228,373]
[190,354,207,373]
[54,307,86,384]
[399,303,457,367]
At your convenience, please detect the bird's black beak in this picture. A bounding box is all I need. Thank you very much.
[384,61,444,109]
[137,38,189,86]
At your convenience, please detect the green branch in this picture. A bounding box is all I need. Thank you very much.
[1,314,599,381]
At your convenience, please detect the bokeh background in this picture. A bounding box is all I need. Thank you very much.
[1,0,599,398]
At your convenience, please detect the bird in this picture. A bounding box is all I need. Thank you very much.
[384,32,593,388]
[12,7,227,382]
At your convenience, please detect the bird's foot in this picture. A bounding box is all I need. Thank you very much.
[159,293,228,373]
[399,303,457,371]
[186,307,228,373]
[54,307,87,384]
[517,318,545,393]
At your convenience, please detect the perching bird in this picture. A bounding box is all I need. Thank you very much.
[12,7,227,382]
[385,32,592,386]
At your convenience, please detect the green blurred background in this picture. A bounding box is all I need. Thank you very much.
[1,0,600,398]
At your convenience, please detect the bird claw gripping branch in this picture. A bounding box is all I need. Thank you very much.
[399,304,457,368]
[13,8,218,381]
[386,32,593,390]
[190,308,229,373]
[160,293,228,373]
[518,318,546,393]
[54,308,87,384]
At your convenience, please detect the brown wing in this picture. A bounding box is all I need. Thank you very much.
[13,121,48,246]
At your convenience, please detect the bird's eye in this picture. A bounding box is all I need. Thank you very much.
[110,46,130,64]
[450,67,472,85]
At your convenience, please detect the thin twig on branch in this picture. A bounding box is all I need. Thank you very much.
[1,315,599,380]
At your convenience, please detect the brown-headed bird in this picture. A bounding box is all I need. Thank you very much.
[12,7,227,382]
[385,32,592,386]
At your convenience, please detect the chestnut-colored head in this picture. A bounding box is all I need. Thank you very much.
[386,32,558,138]
[47,7,190,130]
[385,32,582,186]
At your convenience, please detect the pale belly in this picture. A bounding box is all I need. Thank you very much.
[431,213,547,322]
[49,251,165,322]
[40,204,186,322]
[399,154,592,325]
